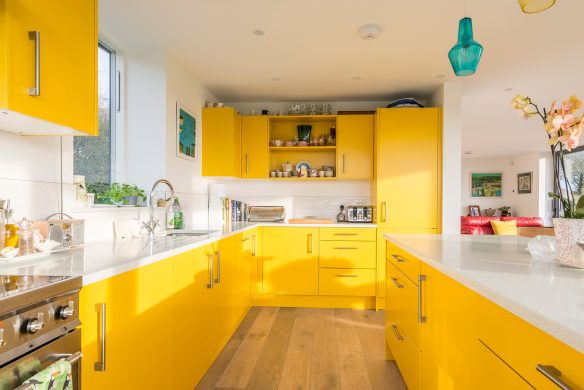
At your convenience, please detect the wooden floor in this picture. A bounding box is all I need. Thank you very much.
[197,307,406,390]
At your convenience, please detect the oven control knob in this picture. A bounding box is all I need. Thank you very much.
[25,313,45,334]
[57,301,76,320]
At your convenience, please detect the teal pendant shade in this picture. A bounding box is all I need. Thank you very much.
[448,17,483,76]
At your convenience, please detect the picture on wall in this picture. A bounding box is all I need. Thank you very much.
[518,172,532,194]
[177,103,197,162]
[471,172,502,197]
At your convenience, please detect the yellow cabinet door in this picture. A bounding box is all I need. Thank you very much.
[319,268,375,296]
[249,228,262,298]
[337,115,374,179]
[202,107,241,177]
[170,245,216,389]
[242,116,268,178]
[376,108,441,230]
[80,260,171,390]
[1,0,97,135]
[471,341,533,389]
[262,227,319,295]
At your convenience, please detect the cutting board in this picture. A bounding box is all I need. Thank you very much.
[288,218,335,224]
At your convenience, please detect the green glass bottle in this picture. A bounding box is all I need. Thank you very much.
[170,197,184,229]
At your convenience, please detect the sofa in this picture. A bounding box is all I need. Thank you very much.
[461,216,545,235]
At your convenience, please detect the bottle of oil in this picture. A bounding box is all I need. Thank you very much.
[4,201,19,248]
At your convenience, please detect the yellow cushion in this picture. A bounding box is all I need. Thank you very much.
[490,220,518,235]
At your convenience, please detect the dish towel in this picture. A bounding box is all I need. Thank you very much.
[19,359,72,390]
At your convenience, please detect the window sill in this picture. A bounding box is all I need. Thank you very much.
[70,206,167,213]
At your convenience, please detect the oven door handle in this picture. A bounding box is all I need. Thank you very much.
[14,352,82,390]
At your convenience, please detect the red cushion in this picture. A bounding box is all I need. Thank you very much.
[462,225,495,235]
[500,217,544,227]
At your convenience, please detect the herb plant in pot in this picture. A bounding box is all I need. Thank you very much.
[513,95,584,268]
[99,183,147,206]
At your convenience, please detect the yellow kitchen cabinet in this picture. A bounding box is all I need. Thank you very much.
[0,0,97,135]
[472,340,533,389]
[262,227,319,295]
[319,227,376,242]
[319,268,375,296]
[375,108,441,230]
[80,259,172,390]
[237,228,260,304]
[241,116,269,178]
[203,107,241,177]
[336,115,374,179]
[319,240,376,268]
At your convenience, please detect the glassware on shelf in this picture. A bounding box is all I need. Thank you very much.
[17,218,35,255]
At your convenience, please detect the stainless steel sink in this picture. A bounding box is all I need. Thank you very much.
[164,230,217,237]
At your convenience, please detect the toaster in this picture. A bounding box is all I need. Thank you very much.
[346,206,373,223]
[34,219,85,247]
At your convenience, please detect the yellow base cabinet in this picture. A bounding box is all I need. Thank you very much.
[80,259,172,390]
[336,115,374,180]
[202,107,242,177]
[0,0,97,135]
[262,227,319,295]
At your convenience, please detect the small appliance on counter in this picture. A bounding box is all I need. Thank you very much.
[346,205,373,223]
[34,217,85,247]
[248,206,285,223]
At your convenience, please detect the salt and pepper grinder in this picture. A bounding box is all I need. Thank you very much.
[336,205,347,223]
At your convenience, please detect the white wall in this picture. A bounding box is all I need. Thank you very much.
[461,153,554,225]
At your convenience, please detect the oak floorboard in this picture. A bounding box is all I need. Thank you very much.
[336,326,374,390]
[215,307,280,388]
[309,308,341,390]
[245,307,297,390]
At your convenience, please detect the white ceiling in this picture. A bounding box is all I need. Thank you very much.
[100,0,584,158]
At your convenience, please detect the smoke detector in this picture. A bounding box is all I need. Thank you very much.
[359,24,381,40]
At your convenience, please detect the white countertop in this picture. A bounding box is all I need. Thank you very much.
[385,234,584,355]
[0,222,376,286]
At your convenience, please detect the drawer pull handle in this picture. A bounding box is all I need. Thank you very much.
[241,237,251,242]
[391,254,407,263]
[332,247,358,250]
[391,277,404,288]
[381,202,387,223]
[333,233,358,236]
[536,365,572,390]
[418,275,427,323]
[207,253,214,289]
[94,303,106,371]
[252,234,256,257]
[28,31,41,96]
[391,325,404,341]
[335,274,358,278]
[214,251,221,283]
[307,234,313,254]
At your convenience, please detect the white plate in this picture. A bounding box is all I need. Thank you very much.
[296,161,312,171]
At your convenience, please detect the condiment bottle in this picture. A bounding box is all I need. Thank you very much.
[4,202,19,248]
[17,218,35,256]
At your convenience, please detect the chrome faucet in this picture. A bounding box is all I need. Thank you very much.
[142,179,175,238]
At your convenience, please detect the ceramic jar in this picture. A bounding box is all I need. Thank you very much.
[552,218,584,268]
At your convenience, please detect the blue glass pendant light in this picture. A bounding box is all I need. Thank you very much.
[448,17,483,76]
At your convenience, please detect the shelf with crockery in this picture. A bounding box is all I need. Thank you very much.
[269,146,336,152]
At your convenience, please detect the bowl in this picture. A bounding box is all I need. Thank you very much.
[298,141,309,147]
[324,171,334,177]
[284,141,294,147]
[0,247,19,258]
[273,140,284,147]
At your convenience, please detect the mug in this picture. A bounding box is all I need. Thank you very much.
[318,171,325,177]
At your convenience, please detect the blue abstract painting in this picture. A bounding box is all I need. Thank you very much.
[177,105,196,161]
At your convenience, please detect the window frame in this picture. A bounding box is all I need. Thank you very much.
[553,144,584,217]
[98,41,117,184]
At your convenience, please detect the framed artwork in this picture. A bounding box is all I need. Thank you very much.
[177,103,197,162]
[518,172,532,194]
[471,172,502,197]
[468,205,481,217]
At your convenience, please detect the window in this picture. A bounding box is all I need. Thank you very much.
[74,43,117,197]
[555,146,584,216]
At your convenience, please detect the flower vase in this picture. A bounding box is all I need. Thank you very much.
[552,218,584,268]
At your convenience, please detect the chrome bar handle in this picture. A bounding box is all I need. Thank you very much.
[391,277,404,289]
[214,250,221,283]
[381,202,387,223]
[307,234,313,254]
[418,275,427,323]
[335,274,358,278]
[342,154,346,173]
[391,325,404,341]
[333,233,358,236]
[28,31,40,96]
[332,247,358,250]
[252,234,256,256]
[94,303,106,371]
[536,365,572,390]
[245,155,249,174]
[391,254,407,263]
[207,253,214,289]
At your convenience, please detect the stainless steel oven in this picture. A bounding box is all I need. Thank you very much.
[0,276,82,389]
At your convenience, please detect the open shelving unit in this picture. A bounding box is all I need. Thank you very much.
[268,115,338,180]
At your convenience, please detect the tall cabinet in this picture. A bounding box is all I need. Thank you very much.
[373,108,441,303]
[202,107,242,177]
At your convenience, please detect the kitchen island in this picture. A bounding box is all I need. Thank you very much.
[385,233,584,389]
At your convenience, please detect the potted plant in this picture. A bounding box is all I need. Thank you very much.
[512,95,584,267]
[98,183,147,206]
[498,206,511,217]
[122,184,147,206]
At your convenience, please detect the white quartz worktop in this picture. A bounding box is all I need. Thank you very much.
[0,222,375,286]
[385,234,584,355]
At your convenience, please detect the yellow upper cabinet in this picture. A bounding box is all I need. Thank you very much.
[203,107,242,177]
[337,115,374,180]
[375,108,441,231]
[241,116,268,178]
[0,0,97,135]
[262,227,319,295]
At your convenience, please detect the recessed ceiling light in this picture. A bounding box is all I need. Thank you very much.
[358,24,381,40]
[464,151,473,155]
[352,76,362,80]
[253,30,265,36]
[271,77,281,81]
[504,87,514,92]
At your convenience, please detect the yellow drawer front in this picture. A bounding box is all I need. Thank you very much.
[387,242,421,285]
[319,241,376,268]
[319,268,375,296]
[320,227,376,242]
